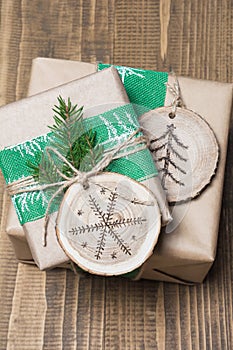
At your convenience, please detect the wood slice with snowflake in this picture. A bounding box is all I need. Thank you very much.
[56,172,161,276]
[139,107,219,203]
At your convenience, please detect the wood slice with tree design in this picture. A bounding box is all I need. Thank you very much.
[56,172,161,276]
[139,107,219,203]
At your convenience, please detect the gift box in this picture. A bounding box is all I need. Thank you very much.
[3,58,233,282]
[0,65,170,274]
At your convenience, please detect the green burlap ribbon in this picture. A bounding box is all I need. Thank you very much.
[98,63,168,115]
[0,104,157,225]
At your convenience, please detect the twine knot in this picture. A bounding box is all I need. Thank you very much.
[77,172,89,189]
[165,73,185,118]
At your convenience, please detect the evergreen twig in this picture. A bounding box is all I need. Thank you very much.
[28,96,103,184]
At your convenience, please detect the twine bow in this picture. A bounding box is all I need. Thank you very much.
[7,128,148,246]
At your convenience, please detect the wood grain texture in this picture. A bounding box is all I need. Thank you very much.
[0,0,232,349]
[6,264,46,350]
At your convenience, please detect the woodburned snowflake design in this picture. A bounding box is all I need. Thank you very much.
[69,187,146,260]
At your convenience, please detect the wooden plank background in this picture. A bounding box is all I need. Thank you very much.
[0,0,232,349]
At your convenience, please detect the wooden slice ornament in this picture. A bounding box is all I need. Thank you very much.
[56,172,161,276]
[139,106,219,203]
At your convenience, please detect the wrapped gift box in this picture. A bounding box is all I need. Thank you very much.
[0,65,170,272]
[3,58,233,282]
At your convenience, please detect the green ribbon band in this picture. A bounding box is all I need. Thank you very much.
[97,64,168,115]
[0,104,158,225]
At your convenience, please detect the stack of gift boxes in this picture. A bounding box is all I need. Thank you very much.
[0,58,232,283]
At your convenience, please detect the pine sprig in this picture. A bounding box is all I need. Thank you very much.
[49,96,84,164]
[28,96,103,183]
[28,152,61,184]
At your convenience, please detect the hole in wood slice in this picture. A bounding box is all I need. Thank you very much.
[169,112,176,119]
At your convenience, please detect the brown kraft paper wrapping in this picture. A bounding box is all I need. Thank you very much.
[5,58,233,282]
[2,64,171,270]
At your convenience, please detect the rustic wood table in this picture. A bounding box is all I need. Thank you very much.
[0,1,232,349]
